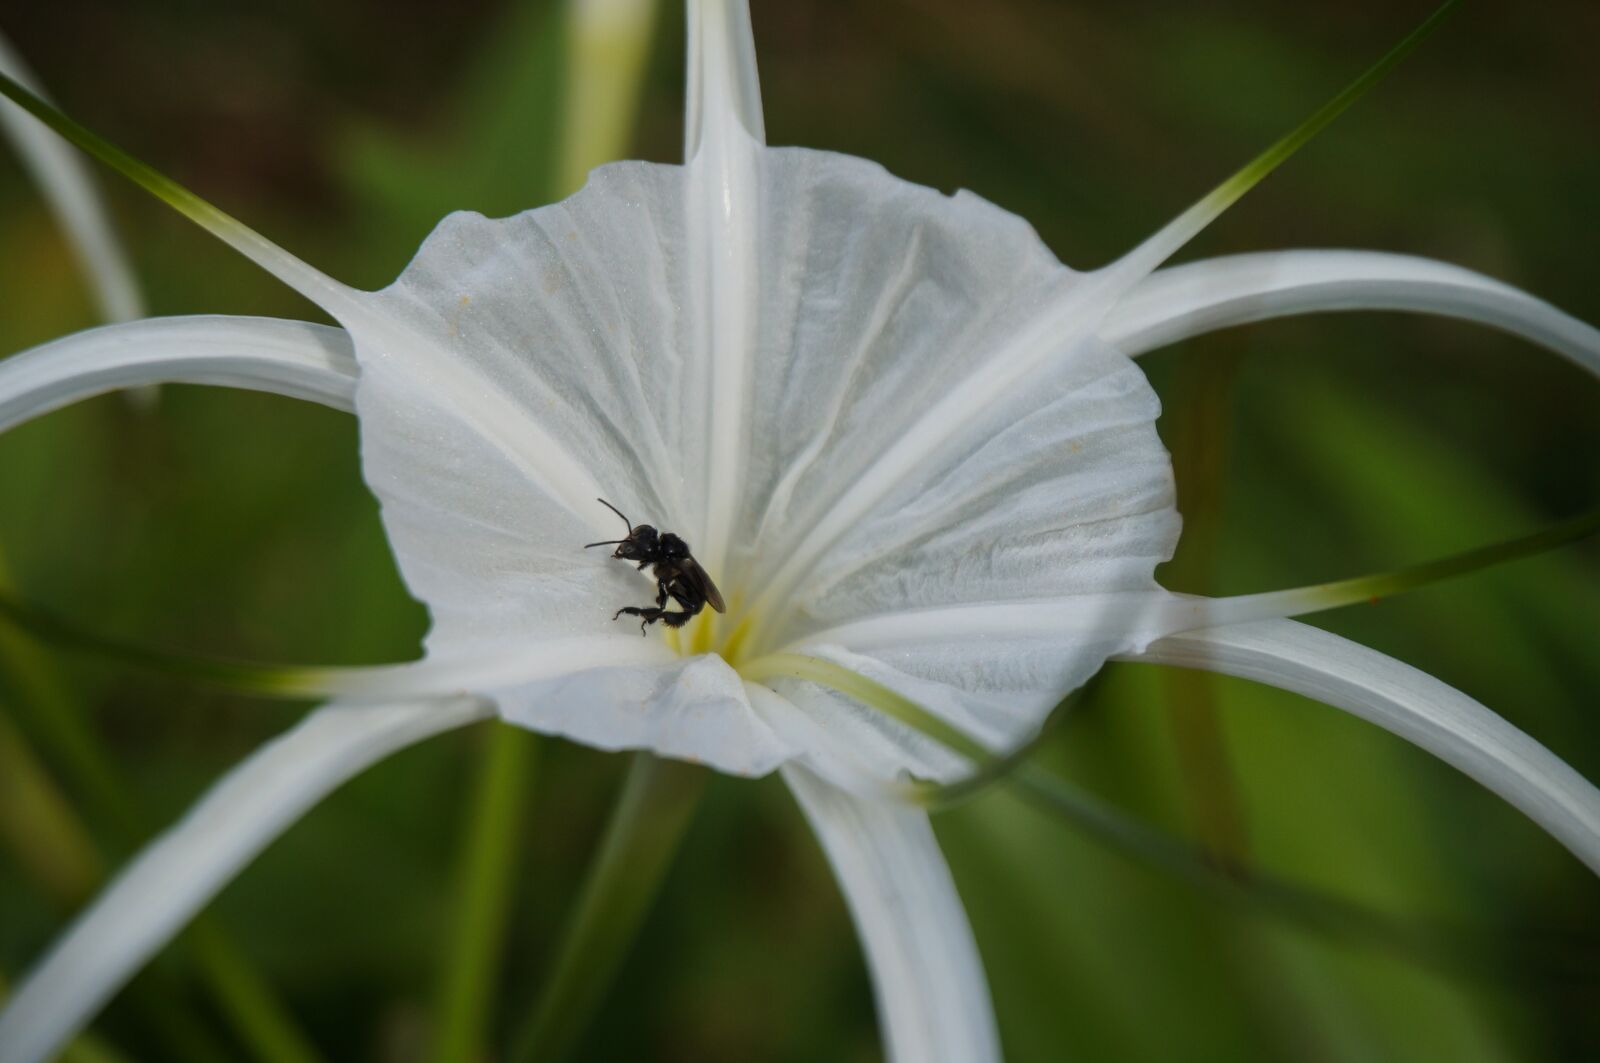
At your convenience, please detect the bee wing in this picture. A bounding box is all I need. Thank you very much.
[681,557,726,613]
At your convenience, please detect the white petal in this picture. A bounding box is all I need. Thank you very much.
[345,151,1175,620]
[771,594,1219,782]
[744,681,894,797]
[787,592,1211,651]
[1102,250,1600,375]
[784,764,1000,1063]
[321,632,795,779]
[344,148,1175,779]
[0,315,357,432]
[493,647,795,777]
[758,652,972,787]
[0,30,142,323]
[740,270,1158,643]
[1121,619,1600,874]
[0,696,492,1063]
[744,329,1175,649]
[683,0,766,567]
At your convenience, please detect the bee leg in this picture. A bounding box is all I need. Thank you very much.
[614,605,664,635]
[655,585,703,629]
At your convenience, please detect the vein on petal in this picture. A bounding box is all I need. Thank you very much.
[351,319,616,536]
[744,309,1148,642]
[748,222,929,559]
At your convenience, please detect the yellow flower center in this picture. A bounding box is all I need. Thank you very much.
[664,587,758,667]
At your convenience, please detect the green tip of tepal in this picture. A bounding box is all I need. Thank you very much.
[1112,0,1462,281]
[0,67,356,314]
[0,68,230,232]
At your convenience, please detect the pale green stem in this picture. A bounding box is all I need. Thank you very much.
[427,726,537,1063]
[510,754,706,1063]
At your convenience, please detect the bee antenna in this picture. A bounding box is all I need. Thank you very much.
[595,497,632,531]
[584,539,625,549]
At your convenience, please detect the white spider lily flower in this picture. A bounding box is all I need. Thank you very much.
[1,2,1599,1062]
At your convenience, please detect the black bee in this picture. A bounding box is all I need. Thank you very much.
[585,498,726,634]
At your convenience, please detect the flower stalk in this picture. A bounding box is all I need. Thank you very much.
[428,3,660,1055]
[510,753,706,1063]
[428,726,538,1063]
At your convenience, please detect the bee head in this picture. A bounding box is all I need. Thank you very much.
[613,524,659,561]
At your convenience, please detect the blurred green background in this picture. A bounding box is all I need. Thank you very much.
[1,1,1598,1060]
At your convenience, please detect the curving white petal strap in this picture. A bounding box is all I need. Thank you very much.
[0,315,357,433]
[683,0,764,159]
[0,29,142,323]
[785,588,1346,655]
[683,0,765,568]
[0,696,493,1063]
[1120,619,1600,875]
[784,764,1001,1063]
[1102,250,1600,377]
